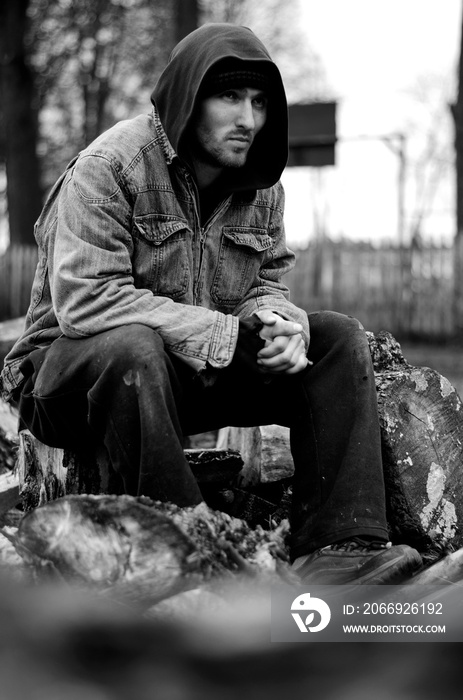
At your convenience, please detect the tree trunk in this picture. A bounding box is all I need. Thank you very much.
[15,428,243,514]
[175,0,199,43]
[0,0,42,246]
[452,6,463,335]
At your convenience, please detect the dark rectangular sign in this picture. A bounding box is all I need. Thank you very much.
[287,102,337,167]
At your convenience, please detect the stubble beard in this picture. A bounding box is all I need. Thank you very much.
[196,128,252,170]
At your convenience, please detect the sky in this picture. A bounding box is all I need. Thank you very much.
[2,1,460,253]
[282,0,462,247]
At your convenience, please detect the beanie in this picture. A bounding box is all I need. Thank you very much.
[200,59,273,98]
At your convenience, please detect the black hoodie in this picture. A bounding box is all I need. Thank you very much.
[151,23,288,193]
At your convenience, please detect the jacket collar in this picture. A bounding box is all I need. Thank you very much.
[152,105,176,165]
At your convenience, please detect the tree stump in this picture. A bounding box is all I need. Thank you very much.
[218,331,463,553]
[370,332,463,552]
[16,430,243,513]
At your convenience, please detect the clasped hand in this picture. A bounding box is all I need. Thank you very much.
[254,309,309,375]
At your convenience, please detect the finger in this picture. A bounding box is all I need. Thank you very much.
[267,320,304,337]
[276,341,307,372]
[283,353,310,375]
[254,309,279,326]
[268,338,306,372]
[258,315,304,341]
[258,333,303,360]
[258,334,304,368]
[261,351,309,375]
[279,323,303,338]
[257,336,291,359]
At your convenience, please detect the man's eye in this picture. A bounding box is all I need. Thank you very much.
[221,91,238,100]
[253,97,267,110]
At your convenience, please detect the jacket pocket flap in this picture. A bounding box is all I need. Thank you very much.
[223,227,272,252]
[134,216,188,244]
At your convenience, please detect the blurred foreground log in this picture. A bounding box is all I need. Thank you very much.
[14,495,293,607]
[408,547,463,585]
[1,570,462,700]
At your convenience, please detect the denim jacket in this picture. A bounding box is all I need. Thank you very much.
[1,108,309,400]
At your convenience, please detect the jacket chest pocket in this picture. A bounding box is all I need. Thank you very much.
[211,227,273,307]
[132,215,191,299]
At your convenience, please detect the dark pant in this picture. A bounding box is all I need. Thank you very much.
[16,311,389,559]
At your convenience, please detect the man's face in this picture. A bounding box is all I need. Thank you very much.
[192,87,268,171]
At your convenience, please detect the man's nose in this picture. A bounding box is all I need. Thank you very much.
[235,99,255,131]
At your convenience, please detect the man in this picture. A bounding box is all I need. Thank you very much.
[1,23,421,584]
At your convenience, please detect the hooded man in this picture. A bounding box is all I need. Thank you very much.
[1,24,421,584]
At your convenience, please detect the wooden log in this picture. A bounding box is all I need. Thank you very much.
[183,448,243,484]
[377,363,463,551]
[17,431,117,512]
[407,547,463,585]
[0,397,20,515]
[15,495,202,606]
[368,332,463,552]
[3,573,461,700]
[0,397,19,474]
[16,430,243,512]
[13,495,293,606]
[217,424,292,486]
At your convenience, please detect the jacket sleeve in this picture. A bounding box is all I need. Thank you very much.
[51,154,238,371]
[232,183,310,348]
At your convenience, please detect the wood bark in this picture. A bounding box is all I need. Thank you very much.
[0,397,18,475]
[16,430,243,513]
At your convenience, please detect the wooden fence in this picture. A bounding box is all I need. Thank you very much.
[0,239,459,339]
[287,239,455,339]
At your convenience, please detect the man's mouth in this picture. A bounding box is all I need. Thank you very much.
[228,134,251,143]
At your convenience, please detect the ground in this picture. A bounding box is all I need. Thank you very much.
[399,341,463,398]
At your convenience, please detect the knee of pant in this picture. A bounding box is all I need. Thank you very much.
[100,325,166,377]
[312,311,365,344]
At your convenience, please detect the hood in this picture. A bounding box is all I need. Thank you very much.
[151,23,288,191]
